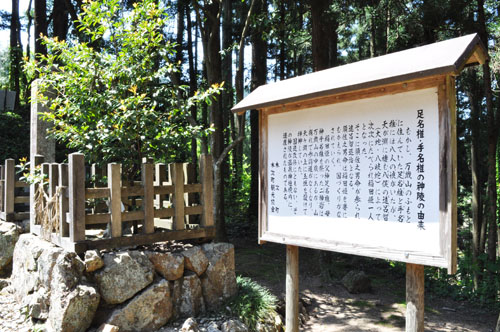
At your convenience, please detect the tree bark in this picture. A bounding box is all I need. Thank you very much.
[10,0,22,108]
[53,0,69,41]
[34,0,47,56]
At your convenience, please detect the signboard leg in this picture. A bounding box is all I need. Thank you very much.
[406,263,424,332]
[286,245,299,332]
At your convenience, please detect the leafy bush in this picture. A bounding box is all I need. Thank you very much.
[26,0,220,179]
[229,276,279,331]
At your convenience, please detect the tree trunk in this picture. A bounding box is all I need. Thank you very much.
[249,0,267,222]
[186,3,198,166]
[34,0,47,56]
[53,0,69,41]
[10,0,22,109]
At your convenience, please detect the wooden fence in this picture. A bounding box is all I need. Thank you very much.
[0,159,30,222]
[30,153,215,253]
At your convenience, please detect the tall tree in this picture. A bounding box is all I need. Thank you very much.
[9,0,22,108]
[34,0,47,56]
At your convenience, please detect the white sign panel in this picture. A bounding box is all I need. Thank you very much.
[266,88,441,258]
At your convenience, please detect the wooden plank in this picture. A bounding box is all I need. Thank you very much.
[121,186,144,197]
[406,263,425,332]
[85,187,111,199]
[170,163,185,230]
[154,185,174,195]
[199,154,214,227]
[58,163,69,238]
[4,159,15,217]
[108,163,122,238]
[122,210,144,222]
[0,179,4,212]
[15,181,29,188]
[184,183,202,193]
[49,163,59,197]
[74,227,216,253]
[142,163,155,234]
[185,205,203,215]
[184,163,197,224]
[265,75,446,116]
[86,213,111,225]
[30,155,44,230]
[286,245,299,332]
[14,196,29,204]
[155,163,167,208]
[68,153,86,242]
[154,207,175,219]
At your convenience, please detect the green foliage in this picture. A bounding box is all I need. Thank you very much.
[0,108,29,161]
[26,0,220,178]
[16,158,48,185]
[228,276,278,331]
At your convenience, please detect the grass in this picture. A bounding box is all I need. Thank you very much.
[228,276,279,331]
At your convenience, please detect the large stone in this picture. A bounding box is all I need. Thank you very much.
[48,284,100,332]
[148,251,184,280]
[106,279,173,332]
[26,287,50,320]
[341,270,371,294]
[182,246,209,276]
[94,251,154,304]
[221,319,248,332]
[0,222,20,272]
[178,272,205,317]
[181,317,199,332]
[200,243,237,307]
[85,249,104,272]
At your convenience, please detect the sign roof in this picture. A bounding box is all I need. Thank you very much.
[232,33,486,113]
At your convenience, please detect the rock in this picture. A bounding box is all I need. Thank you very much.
[182,247,209,276]
[26,287,50,320]
[221,319,248,332]
[201,243,237,308]
[106,279,172,332]
[94,251,154,304]
[148,251,184,280]
[48,284,100,332]
[178,272,205,317]
[181,317,199,332]
[97,324,120,332]
[0,222,20,272]
[341,270,371,294]
[85,250,104,272]
[207,321,221,332]
[0,278,9,290]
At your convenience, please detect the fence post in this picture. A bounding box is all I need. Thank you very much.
[142,162,154,234]
[108,163,122,238]
[49,164,59,197]
[58,163,69,238]
[4,159,15,222]
[0,165,4,213]
[68,153,85,242]
[30,154,44,230]
[200,154,214,228]
[183,163,197,225]
[170,163,185,231]
[155,163,167,209]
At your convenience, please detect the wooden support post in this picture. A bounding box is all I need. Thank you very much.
[142,162,154,234]
[30,155,44,229]
[170,163,185,231]
[4,159,15,222]
[0,165,4,213]
[286,245,299,332]
[406,263,425,332]
[199,154,214,228]
[155,163,167,209]
[68,153,85,242]
[48,163,59,197]
[183,163,196,224]
[58,164,69,238]
[108,163,122,238]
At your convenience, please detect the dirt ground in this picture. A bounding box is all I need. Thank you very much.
[232,237,498,332]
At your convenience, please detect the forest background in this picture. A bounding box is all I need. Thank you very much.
[1,0,500,311]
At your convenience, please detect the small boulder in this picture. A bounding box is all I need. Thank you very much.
[341,270,371,294]
[26,287,50,320]
[106,279,173,332]
[94,251,154,304]
[0,222,20,272]
[207,321,222,332]
[85,250,104,272]
[182,246,209,276]
[96,324,120,332]
[221,319,248,332]
[148,251,184,280]
[181,317,199,332]
[201,243,237,308]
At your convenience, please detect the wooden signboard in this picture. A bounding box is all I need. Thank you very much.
[233,33,487,332]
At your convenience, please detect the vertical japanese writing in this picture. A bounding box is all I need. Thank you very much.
[416,109,425,230]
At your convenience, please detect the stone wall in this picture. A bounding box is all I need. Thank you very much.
[10,234,237,332]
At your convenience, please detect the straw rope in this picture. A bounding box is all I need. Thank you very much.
[33,184,62,240]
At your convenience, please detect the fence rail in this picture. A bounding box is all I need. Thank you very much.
[0,159,30,222]
[29,153,215,253]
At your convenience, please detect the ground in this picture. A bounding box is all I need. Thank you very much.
[233,237,498,332]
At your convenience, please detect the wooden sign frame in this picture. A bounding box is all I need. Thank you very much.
[258,75,457,273]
